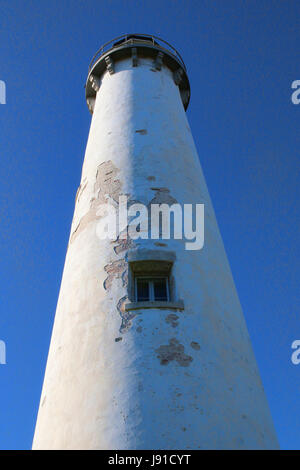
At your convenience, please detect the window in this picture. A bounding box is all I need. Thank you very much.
[124,252,184,311]
[135,276,169,302]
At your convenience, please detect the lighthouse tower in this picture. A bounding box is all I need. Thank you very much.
[33,34,278,450]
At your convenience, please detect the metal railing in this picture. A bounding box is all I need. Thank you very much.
[88,33,186,72]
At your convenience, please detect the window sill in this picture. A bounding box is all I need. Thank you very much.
[124,300,184,311]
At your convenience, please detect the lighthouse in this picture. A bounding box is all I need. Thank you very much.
[32,34,278,450]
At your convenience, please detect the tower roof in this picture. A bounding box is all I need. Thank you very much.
[85,33,190,112]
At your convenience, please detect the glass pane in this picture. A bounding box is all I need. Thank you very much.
[137,279,150,301]
[153,278,168,301]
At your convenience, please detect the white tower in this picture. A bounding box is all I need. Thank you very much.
[33,34,278,450]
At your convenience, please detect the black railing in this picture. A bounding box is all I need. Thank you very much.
[88,33,186,72]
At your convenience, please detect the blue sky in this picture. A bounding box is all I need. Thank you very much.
[0,0,299,450]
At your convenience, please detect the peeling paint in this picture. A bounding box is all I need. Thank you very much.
[70,206,98,244]
[113,232,135,254]
[70,160,122,243]
[165,314,179,328]
[75,180,87,205]
[94,160,122,204]
[117,295,136,334]
[103,259,127,290]
[190,341,201,351]
[155,338,193,367]
[135,129,147,135]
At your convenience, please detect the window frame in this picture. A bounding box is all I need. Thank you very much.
[135,275,170,302]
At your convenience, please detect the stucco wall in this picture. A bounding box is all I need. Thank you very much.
[32,57,278,450]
